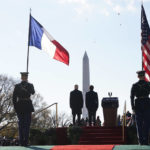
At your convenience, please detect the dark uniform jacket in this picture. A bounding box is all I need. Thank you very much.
[13,81,35,113]
[70,89,83,114]
[130,80,150,111]
[86,91,98,112]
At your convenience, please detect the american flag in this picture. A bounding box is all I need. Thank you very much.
[141,5,150,81]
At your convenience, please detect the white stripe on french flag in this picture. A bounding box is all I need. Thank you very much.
[29,15,69,65]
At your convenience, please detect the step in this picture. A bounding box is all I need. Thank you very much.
[82,127,122,130]
[78,126,126,145]
[82,127,122,129]
[82,130,122,135]
[82,127,123,130]
[80,136,123,141]
[81,132,122,136]
[79,140,123,144]
[78,140,125,145]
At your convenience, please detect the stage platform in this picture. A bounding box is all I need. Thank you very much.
[0,145,150,150]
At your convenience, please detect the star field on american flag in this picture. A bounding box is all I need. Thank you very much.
[141,5,150,81]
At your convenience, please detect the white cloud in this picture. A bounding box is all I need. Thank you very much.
[113,5,124,13]
[104,0,138,14]
[75,1,93,15]
[57,0,94,15]
[105,0,114,6]
[58,0,86,4]
[100,8,110,16]
[142,0,150,2]
[127,1,137,12]
[57,0,145,16]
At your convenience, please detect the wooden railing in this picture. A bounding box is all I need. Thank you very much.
[0,103,59,131]
[34,102,58,127]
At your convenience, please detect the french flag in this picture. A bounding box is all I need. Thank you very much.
[29,15,69,65]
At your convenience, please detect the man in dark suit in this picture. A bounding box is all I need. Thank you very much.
[70,84,83,126]
[130,70,150,145]
[86,85,98,126]
[13,72,35,146]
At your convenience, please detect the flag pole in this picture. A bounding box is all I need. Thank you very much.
[26,8,31,72]
[141,2,143,70]
[141,0,143,5]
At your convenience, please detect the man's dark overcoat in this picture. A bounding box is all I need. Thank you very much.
[86,91,98,112]
[70,89,83,114]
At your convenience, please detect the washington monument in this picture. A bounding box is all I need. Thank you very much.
[82,51,90,119]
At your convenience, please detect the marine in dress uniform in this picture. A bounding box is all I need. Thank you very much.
[86,85,99,126]
[70,84,83,126]
[12,72,35,146]
[130,70,150,145]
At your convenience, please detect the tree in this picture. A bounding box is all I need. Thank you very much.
[0,75,47,131]
[31,104,72,128]
[46,111,72,128]
[58,112,72,127]
[0,74,72,135]
[0,75,16,128]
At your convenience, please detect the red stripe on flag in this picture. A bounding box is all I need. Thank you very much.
[142,45,150,55]
[143,62,150,74]
[52,40,69,65]
[145,43,150,53]
[142,42,150,81]
[143,52,150,64]
[145,75,149,81]
[141,5,150,81]
[143,63,150,76]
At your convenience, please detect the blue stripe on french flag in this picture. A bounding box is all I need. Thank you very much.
[29,15,69,65]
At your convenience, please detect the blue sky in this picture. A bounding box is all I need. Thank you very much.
[0,0,150,121]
